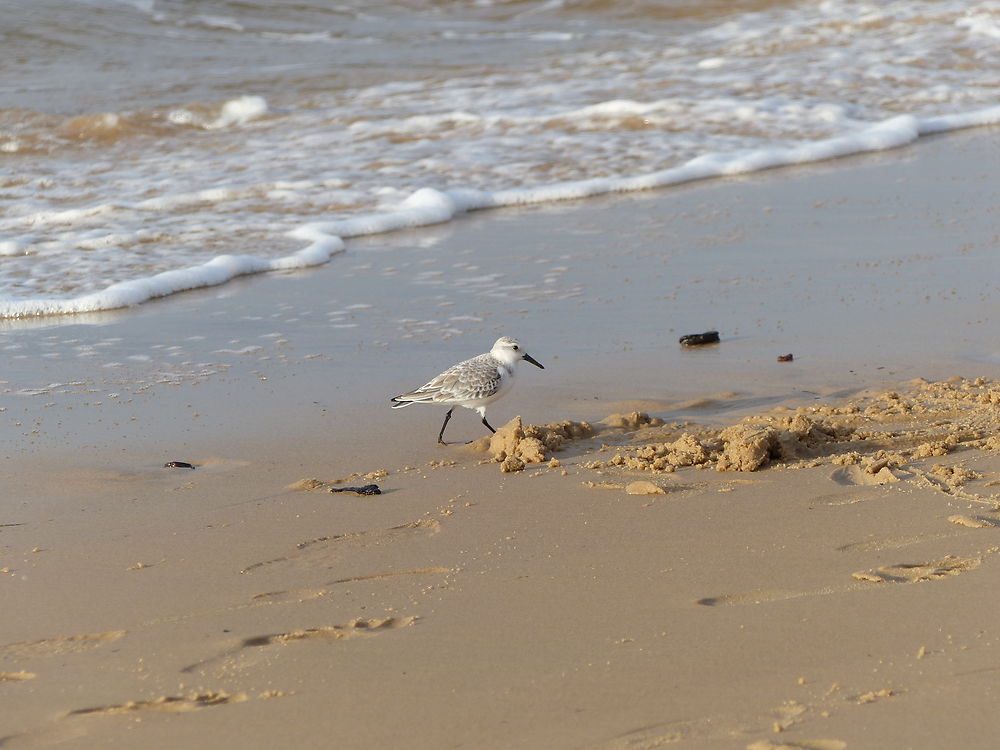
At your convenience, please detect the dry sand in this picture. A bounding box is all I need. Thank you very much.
[3,128,1000,749]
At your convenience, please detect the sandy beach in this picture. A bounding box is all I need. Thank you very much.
[4,127,1000,749]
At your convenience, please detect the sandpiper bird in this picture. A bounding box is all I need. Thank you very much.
[390,336,544,444]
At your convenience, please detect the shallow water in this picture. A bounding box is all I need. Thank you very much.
[2,0,1000,315]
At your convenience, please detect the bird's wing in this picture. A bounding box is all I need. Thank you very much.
[392,354,500,404]
[432,356,502,401]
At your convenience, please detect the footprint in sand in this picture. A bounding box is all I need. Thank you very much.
[698,552,991,606]
[239,616,417,648]
[181,616,417,674]
[830,465,908,486]
[0,631,125,661]
[851,554,982,583]
[250,588,332,605]
[69,691,250,717]
[947,514,1000,529]
[240,520,441,574]
[835,530,958,553]
[697,587,845,607]
[251,567,453,606]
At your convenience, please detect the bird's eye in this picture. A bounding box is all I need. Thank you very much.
[512,345,519,350]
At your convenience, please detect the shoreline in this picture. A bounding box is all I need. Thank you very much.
[3,128,1000,749]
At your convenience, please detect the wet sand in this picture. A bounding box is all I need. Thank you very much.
[3,128,1000,749]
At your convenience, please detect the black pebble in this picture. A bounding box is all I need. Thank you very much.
[679,331,720,347]
[329,484,381,496]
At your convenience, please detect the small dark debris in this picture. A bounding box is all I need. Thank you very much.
[329,484,382,496]
[679,331,720,347]
[777,353,794,362]
[164,461,196,469]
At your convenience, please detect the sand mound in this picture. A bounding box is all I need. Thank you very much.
[715,424,781,472]
[604,432,712,472]
[585,377,1000,474]
[483,416,594,472]
[455,378,1000,477]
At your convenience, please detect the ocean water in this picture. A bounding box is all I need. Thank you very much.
[3,0,1000,318]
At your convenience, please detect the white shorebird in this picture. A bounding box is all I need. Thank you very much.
[390,336,544,444]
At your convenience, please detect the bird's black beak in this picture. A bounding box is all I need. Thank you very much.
[524,353,544,369]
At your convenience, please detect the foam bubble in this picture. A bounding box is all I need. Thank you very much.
[0,237,33,256]
[206,96,268,129]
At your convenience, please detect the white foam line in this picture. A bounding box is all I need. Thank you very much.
[291,107,1000,235]
[0,237,344,318]
[484,108,1000,206]
[4,105,999,319]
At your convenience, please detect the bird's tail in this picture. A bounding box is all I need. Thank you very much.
[391,389,440,408]
[390,395,431,408]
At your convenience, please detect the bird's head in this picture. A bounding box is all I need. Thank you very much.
[492,336,544,369]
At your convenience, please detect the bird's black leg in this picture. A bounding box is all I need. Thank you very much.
[437,407,455,445]
[482,416,496,434]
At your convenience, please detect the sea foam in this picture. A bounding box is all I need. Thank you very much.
[0,236,344,318]
[2,104,999,319]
